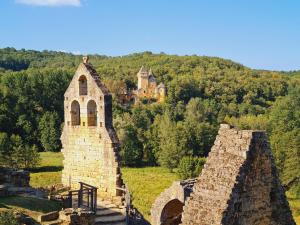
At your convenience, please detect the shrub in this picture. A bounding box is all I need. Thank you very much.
[0,210,19,225]
[177,156,206,179]
[0,133,40,169]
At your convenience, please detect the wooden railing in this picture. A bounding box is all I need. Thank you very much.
[62,182,97,213]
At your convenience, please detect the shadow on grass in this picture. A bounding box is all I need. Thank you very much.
[0,203,10,209]
[0,196,61,213]
[29,166,63,173]
[129,207,151,225]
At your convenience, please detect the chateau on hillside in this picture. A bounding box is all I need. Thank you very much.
[60,56,123,203]
[133,66,166,102]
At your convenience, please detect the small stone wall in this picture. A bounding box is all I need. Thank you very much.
[38,209,94,225]
[151,179,196,225]
[0,168,30,187]
[59,208,95,225]
[181,124,296,225]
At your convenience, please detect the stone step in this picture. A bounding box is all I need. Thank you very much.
[94,214,126,223]
[41,219,62,225]
[96,208,122,216]
[97,202,117,209]
[95,221,127,225]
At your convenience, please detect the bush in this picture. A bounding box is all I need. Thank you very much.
[0,133,40,169]
[0,210,19,225]
[177,156,206,179]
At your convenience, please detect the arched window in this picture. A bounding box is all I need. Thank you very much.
[71,100,80,126]
[87,100,97,126]
[160,199,184,225]
[79,75,87,95]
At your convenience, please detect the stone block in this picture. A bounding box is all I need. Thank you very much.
[38,211,59,222]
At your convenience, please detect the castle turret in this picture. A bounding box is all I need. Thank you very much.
[137,66,149,90]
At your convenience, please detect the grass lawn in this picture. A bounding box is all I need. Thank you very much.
[287,192,300,224]
[0,196,61,220]
[122,167,178,221]
[30,152,63,188]
[29,152,300,224]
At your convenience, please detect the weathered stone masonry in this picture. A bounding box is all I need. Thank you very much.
[181,124,295,225]
[61,57,123,203]
[151,179,196,225]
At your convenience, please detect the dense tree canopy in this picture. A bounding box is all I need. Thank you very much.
[0,48,299,192]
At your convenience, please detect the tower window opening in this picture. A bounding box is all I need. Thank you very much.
[87,100,97,126]
[79,75,88,95]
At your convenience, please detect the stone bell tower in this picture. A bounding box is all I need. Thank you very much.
[61,56,123,202]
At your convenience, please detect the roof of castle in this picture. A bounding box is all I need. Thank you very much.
[149,68,153,75]
[138,66,148,74]
[149,74,156,82]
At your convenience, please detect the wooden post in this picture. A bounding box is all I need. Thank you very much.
[68,191,72,208]
[94,188,97,212]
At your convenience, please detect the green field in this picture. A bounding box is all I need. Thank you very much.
[0,196,61,220]
[28,152,300,223]
[30,151,63,188]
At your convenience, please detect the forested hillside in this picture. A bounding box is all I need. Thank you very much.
[0,47,299,195]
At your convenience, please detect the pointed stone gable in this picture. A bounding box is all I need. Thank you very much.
[181,124,295,225]
[61,57,123,204]
[138,65,149,76]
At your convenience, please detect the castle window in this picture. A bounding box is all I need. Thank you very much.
[87,100,97,126]
[71,100,80,126]
[79,75,87,95]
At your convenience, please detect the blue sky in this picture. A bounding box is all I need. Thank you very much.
[0,0,299,71]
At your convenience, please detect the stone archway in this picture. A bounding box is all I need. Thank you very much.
[160,199,184,225]
[151,179,196,225]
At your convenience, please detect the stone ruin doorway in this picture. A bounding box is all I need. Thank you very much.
[160,199,184,225]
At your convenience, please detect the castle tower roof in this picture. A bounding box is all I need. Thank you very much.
[138,66,149,78]
[138,66,148,74]
[149,68,153,75]
[157,82,166,89]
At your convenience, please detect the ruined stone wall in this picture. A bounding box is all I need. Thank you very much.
[151,179,196,225]
[181,124,295,225]
[0,168,30,187]
[61,60,123,203]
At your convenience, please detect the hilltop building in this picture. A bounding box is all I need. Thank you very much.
[134,66,166,102]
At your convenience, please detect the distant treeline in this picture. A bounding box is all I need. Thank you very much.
[0,48,299,194]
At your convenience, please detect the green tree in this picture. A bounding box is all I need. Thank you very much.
[157,114,189,171]
[120,125,143,166]
[115,113,143,166]
[268,88,300,190]
[39,111,61,151]
[17,145,40,169]
[0,132,10,166]
[177,156,206,179]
